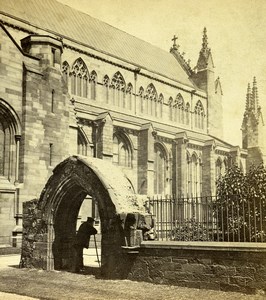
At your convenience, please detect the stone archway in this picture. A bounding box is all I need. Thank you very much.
[20,156,146,278]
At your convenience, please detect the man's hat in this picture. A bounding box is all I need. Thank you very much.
[87,217,95,222]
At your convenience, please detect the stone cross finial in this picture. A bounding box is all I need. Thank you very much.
[172,35,179,50]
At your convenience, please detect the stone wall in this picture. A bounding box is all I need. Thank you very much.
[128,241,266,294]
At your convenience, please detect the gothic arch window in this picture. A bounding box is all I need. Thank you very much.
[176,94,185,124]
[112,133,132,168]
[194,100,204,129]
[185,102,190,125]
[126,83,133,110]
[139,87,145,113]
[77,128,88,156]
[103,75,110,103]
[168,97,173,121]
[173,98,178,122]
[216,158,222,179]
[157,93,164,118]
[154,143,167,195]
[0,99,21,182]
[70,58,89,98]
[62,61,69,86]
[90,71,97,100]
[111,72,126,107]
[145,83,157,116]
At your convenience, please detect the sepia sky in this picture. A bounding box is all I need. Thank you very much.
[58,0,266,146]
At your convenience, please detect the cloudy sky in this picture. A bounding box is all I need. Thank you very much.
[58,0,266,146]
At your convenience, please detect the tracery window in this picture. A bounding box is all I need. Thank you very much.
[126,83,133,110]
[90,71,97,100]
[194,100,204,129]
[154,143,167,195]
[70,58,89,98]
[112,133,132,168]
[103,75,110,103]
[62,61,69,86]
[145,84,157,116]
[139,87,145,113]
[111,72,126,107]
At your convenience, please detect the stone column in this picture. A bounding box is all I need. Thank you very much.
[94,112,113,161]
[14,134,21,184]
[137,123,155,195]
[202,140,216,196]
[230,146,241,167]
[172,132,188,196]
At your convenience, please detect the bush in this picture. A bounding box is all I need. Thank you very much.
[171,217,210,241]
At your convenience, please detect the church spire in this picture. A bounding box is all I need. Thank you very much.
[195,27,214,71]
[201,27,209,54]
[252,76,259,113]
[245,83,252,111]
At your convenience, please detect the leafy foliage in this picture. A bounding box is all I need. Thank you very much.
[215,164,266,242]
[171,217,210,241]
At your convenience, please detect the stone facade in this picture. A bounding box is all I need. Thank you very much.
[0,0,247,246]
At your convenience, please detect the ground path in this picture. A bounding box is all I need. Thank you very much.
[0,254,264,300]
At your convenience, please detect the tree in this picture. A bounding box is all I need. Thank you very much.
[215,164,266,242]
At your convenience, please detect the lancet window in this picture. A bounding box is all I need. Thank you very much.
[194,100,204,129]
[62,61,69,86]
[126,83,133,110]
[77,129,88,156]
[90,71,97,100]
[139,87,145,113]
[0,100,21,183]
[168,97,173,121]
[185,102,190,125]
[111,72,126,107]
[112,133,132,168]
[154,143,167,195]
[145,84,157,116]
[176,94,185,124]
[103,75,110,103]
[70,58,89,98]
[215,158,222,179]
[157,93,164,118]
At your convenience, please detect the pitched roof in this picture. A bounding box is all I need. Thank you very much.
[0,0,194,88]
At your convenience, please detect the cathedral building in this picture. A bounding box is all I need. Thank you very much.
[0,0,247,246]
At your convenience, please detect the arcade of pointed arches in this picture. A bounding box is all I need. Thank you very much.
[62,58,206,129]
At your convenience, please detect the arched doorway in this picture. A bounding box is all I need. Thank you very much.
[20,156,145,278]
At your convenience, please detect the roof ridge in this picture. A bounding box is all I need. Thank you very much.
[0,0,194,87]
[55,0,171,56]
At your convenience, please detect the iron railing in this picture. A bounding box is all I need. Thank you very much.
[146,195,266,243]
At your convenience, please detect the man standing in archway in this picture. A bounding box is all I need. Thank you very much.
[73,217,98,272]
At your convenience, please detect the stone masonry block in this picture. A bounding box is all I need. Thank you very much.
[182,263,205,274]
